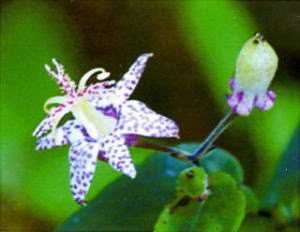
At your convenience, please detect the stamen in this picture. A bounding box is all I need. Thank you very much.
[45,64,58,79]
[44,96,68,113]
[98,80,116,87]
[52,58,64,74]
[77,68,110,92]
[97,71,110,81]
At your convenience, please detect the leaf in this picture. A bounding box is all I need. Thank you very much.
[240,185,259,214]
[57,153,189,231]
[155,172,246,232]
[193,172,246,232]
[238,216,276,232]
[155,197,204,232]
[262,128,300,208]
[177,143,244,183]
[238,215,299,232]
[177,166,208,198]
[200,149,244,183]
[249,86,300,193]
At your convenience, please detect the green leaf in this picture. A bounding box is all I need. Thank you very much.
[290,195,300,219]
[155,172,246,232]
[155,197,204,232]
[200,149,244,184]
[262,128,300,208]
[238,216,276,232]
[177,143,244,183]
[240,185,259,214]
[177,166,208,198]
[249,87,300,193]
[238,215,299,232]
[193,172,246,232]
[57,153,189,231]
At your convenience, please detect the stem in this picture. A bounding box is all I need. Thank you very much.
[189,110,237,163]
[135,141,190,161]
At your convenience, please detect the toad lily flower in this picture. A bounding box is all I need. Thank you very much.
[227,33,278,116]
[33,54,179,205]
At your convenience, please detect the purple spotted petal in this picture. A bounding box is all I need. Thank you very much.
[227,91,253,115]
[255,90,276,110]
[33,104,69,138]
[69,139,99,205]
[100,133,136,178]
[229,77,236,91]
[118,100,179,138]
[114,53,153,99]
[36,120,87,150]
[88,94,123,118]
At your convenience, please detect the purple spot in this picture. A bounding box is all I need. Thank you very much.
[267,90,276,101]
[229,77,236,91]
[96,105,119,119]
[123,134,139,147]
[98,151,108,162]
[81,127,90,138]
[236,91,244,102]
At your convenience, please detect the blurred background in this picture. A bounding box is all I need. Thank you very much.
[1,0,299,230]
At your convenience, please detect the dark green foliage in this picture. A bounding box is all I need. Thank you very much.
[262,128,300,209]
[57,153,189,231]
[177,143,244,183]
[240,185,259,214]
[155,172,246,232]
[177,166,207,198]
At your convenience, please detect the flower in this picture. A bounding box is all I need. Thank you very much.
[33,54,179,205]
[227,33,278,116]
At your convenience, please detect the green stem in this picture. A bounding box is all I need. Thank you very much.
[135,141,190,161]
[189,110,237,164]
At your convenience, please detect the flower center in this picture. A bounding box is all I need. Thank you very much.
[71,96,117,139]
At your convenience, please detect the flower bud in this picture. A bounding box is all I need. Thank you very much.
[227,33,278,115]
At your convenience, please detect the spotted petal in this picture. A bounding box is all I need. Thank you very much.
[69,139,99,205]
[100,133,136,178]
[115,53,153,99]
[35,120,88,150]
[118,100,179,138]
[33,104,70,138]
[255,90,276,111]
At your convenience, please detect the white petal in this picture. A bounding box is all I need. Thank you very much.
[69,139,99,205]
[100,133,136,178]
[118,100,179,138]
[114,53,153,99]
[33,104,70,138]
[35,120,87,150]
